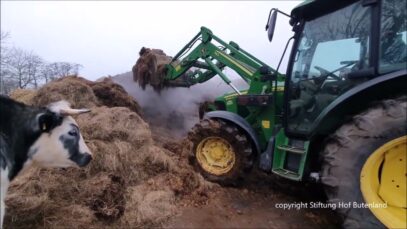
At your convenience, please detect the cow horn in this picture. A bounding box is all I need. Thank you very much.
[60,108,91,116]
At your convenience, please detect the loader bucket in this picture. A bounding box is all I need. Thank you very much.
[132,47,171,91]
[132,47,192,92]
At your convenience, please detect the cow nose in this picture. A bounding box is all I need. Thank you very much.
[77,153,92,167]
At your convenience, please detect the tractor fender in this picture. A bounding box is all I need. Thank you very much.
[204,111,261,155]
[311,69,407,137]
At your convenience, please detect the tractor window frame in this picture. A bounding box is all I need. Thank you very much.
[283,1,376,138]
[378,0,407,74]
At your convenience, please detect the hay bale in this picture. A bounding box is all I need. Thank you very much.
[9,89,37,105]
[32,76,98,108]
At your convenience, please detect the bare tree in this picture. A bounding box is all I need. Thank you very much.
[1,30,83,93]
[0,31,10,46]
[2,47,44,89]
[1,31,11,94]
[26,53,44,88]
[3,47,31,89]
[42,62,82,82]
[0,31,11,70]
[40,64,53,84]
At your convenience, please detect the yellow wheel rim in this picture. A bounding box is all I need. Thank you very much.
[360,136,407,228]
[196,137,236,175]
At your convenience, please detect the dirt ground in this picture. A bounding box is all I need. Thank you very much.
[152,130,341,229]
[164,189,339,229]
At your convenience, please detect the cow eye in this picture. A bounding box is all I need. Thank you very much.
[68,129,78,137]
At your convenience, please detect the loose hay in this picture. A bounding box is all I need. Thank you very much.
[121,185,176,227]
[32,76,99,108]
[4,75,214,228]
[132,47,192,92]
[9,89,37,105]
[30,75,142,115]
[45,205,96,229]
[77,106,150,145]
[132,47,171,91]
[87,174,125,222]
[90,78,142,115]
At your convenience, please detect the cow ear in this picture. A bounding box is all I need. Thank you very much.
[38,112,62,132]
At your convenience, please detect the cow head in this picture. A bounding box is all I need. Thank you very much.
[29,101,92,168]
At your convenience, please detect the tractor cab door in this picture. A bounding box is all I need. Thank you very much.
[285,1,374,136]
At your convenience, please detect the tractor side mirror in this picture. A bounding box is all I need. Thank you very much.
[266,9,278,42]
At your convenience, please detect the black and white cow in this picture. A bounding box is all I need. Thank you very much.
[0,96,93,226]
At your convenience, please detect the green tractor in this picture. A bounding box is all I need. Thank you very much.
[134,0,406,227]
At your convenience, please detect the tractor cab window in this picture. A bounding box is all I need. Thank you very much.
[287,1,371,133]
[379,0,407,73]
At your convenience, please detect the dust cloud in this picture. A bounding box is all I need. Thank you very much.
[112,71,247,137]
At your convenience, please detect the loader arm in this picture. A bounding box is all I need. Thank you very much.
[164,27,284,92]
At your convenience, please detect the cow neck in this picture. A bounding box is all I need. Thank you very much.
[0,98,45,180]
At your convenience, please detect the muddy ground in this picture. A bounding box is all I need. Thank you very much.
[112,72,341,228]
[152,130,340,229]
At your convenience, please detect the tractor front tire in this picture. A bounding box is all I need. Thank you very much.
[321,97,407,228]
[188,119,254,186]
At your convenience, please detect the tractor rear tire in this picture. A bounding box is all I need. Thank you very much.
[321,96,406,228]
[188,118,254,186]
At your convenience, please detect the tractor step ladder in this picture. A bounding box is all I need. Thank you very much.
[277,145,306,154]
[272,136,309,181]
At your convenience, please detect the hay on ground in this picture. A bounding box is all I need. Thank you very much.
[32,76,99,108]
[30,76,142,115]
[90,77,142,115]
[9,89,37,105]
[121,185,176,227]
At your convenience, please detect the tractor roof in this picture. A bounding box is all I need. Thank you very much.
[290,0,359,25]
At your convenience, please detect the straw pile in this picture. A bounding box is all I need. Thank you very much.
[9,89,37,105]
[89,77,142,115]
[31,76,142,115]
[5,76,214,228]
[132,47,192,92]
[32,76,99,108]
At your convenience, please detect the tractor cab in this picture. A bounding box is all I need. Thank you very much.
[283,0,406,137]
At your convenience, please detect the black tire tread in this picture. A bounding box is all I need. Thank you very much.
[188,118,254,186]
[321,96,407,228]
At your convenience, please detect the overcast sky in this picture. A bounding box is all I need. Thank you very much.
[1,1,300,81]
